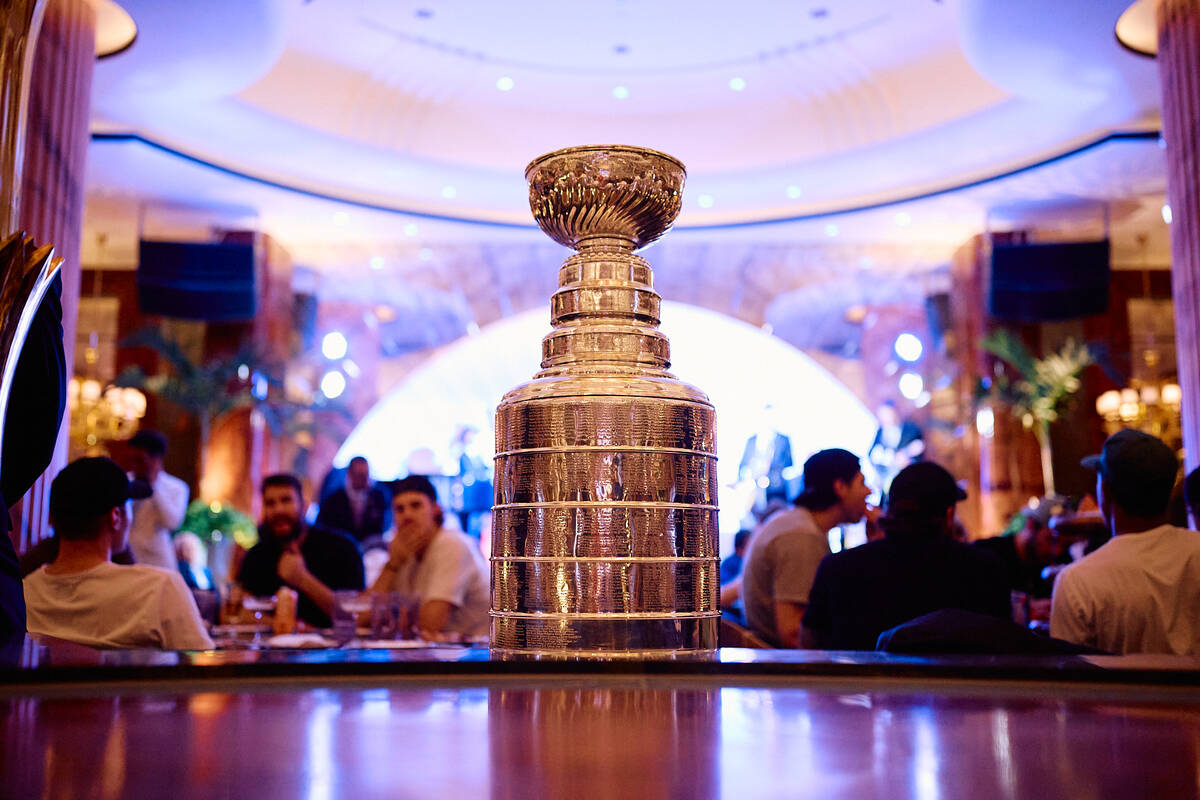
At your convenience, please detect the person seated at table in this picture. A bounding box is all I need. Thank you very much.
[238,473,365,628]
[1051,430,1200,655]
[973,496,1073,599]
[801,461,1009,650]
[23,457,213,650]
[369,475,488,640]
[742,448,873,648]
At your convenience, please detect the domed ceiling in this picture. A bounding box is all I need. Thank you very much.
[88,0,1161,227]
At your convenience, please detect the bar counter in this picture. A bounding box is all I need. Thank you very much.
[5,647,1200,798]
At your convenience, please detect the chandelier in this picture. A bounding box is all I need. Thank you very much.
[1095,382,1182,447]
[67,378,147,457]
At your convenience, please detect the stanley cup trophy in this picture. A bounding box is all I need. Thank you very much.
[490,145,719,657]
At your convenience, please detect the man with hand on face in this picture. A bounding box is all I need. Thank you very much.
[237,473,364,628]
[369,475,488,640]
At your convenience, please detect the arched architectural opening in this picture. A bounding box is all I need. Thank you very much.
[336,301,877,547]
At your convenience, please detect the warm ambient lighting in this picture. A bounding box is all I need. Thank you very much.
[1096,382,1182,441]
[67,378,146,455]
[1115,0,1159,57]
[729,77,746,91]
[369,256,385,270]
[495,76,514,91]
[1163,203,1173,224]
[612,86,629,100]
[86,0,138,58]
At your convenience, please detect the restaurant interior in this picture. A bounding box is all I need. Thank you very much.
[5,0,1200,796]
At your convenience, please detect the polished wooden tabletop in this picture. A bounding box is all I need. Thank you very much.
[5,648,1200,799]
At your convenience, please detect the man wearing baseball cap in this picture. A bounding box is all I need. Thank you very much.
[23,457,213,650]
[742,448,873,648]
[1051,429,1200,654]
[801,461,1009,650]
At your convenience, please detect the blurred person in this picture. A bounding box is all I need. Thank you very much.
[23,457,212,650]
[737,404,794,517]
[721,529,752,585]
[175,531,213,591]
[974,496,1072,599]
[802,462,1009,650]
[742,449,872,648]
[238,473,365,628]
[369,475,488,640]
[1185,466,1200,530]
[867,399,924,498]
[125,430,189,571]
[1051,430,1200,655]
[316,455,389,543]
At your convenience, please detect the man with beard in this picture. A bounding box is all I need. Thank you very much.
[369,475,488,640]
[237,473,364,628]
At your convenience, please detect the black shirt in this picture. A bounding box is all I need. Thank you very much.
[803,531,1010,650]
[971,535,1054,597]
[238,525,365,628]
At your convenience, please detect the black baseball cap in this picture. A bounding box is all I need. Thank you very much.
[886,461,967,517]
[794,448,862,507]
[1081,429,1178,517]
[390,474,439,504]
[49,456,153,527]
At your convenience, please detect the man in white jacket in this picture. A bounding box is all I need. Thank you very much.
[126,430,188,571]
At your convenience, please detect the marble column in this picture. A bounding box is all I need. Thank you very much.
[11,0,94,548]
[1160,0,1200,470]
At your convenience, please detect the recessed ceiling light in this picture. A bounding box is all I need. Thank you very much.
[697,194,714,208]
[729,77,746,91]
[419,247,433,261]
[612,86,629,100]
[786,185,802,199]
[441,186,457,199]
[1163,203,1173,224]
[369,256,385,270]
[824,223,839,237]
[496,76,514,91]
[894,211,912,227]
[403,223,419,237]
[332,211,350,225]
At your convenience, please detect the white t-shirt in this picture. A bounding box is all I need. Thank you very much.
[1051,525,1200,655]
[24,561,213,650]
[386,528,489,637]
[742,506,830,646]
[128,471,189,571]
